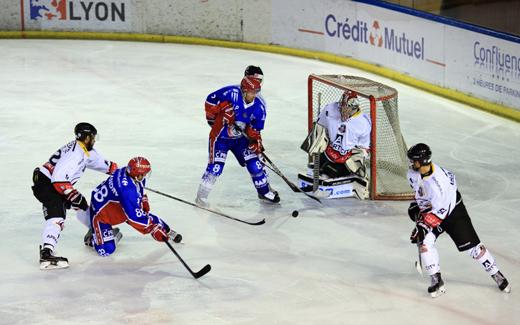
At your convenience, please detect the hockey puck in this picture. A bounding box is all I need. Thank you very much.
[292,210,299,218]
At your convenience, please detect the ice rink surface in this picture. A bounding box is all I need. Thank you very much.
[0,39,519,325]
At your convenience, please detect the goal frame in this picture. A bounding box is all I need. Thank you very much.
[307,74,413,200]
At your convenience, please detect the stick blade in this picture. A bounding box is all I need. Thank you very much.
[194,264,212,279]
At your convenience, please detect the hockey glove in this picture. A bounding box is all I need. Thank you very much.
[245,126,264,154]
[410,223,429,244]
[150,222,170,242]
[66,189,89,211]
[222,104,235,125]
[107,161,118,175]
[142,194,150,213]
[408,202,420,222]
[205,101,231,126]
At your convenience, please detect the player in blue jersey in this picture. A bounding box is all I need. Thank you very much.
[196,71,279,206]
[84,157,182,256]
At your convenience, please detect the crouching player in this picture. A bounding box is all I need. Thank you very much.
[84,156,182,256]
[299,91,371,199]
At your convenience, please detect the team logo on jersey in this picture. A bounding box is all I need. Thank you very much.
[338,125,346,133]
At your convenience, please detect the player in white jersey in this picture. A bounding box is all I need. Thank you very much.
[300,91,371,199]
[407,143,510,297]
[31,122,118,270]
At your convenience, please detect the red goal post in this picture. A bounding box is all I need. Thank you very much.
[307,74,414,200]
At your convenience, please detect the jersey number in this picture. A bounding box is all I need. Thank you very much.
[93,185,109,202]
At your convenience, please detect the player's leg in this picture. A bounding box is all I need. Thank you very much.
[91,221,120,257]
[32,168,69,270]
[196,138,229,206]
[234,138,280,203]
[420,230,446,297]
[447,200,511,293]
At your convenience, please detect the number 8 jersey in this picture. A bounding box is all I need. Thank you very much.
[89,167,158,234]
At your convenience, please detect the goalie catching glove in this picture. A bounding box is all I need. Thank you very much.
[245,126,264,154]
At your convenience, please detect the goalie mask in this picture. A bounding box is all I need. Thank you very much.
[407,143,432,171]
[339,92,360,122]
[127,157,152,181]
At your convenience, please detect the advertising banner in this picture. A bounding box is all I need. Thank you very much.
[23,0,134,32]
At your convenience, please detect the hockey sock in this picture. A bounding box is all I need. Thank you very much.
[42,217,65,251]
[421,233,440,276]
[469,244,499,275]
[76,209,91,228]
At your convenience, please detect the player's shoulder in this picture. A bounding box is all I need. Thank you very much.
[407,169,420,182]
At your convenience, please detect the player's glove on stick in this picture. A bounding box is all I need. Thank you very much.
[107,161,118,175]
[245,126,264,154]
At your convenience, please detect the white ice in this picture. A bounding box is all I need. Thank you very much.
[0,39,519,325]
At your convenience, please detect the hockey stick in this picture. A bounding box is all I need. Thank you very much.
[414,218,424,276]
[145,187,265,226]
[260,153,322,204]
[165,240,211,279]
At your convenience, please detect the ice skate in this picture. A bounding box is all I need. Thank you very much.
[39,245,69,270]
[258,190,280,203]
[428,272,446,298]
[195,195,209,208]
[492,271,511,293]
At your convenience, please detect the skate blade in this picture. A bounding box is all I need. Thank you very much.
[502,284,511,294]
[430,286,446,298]
[40,261,69,270]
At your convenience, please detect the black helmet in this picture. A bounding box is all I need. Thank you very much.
[244,65,264,82]
[74,122,97,141]
[407,143,432,166]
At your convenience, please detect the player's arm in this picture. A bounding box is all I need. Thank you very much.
[51,155,89,211]
[244,103,267,153]
[119,188,173,242]
[205,88,235,126]
[85,149,118,174]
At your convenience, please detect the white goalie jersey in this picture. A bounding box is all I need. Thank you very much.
[407,163,458,220]
[317,102,371,156]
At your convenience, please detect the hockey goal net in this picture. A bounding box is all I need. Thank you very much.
[308,74,413,200]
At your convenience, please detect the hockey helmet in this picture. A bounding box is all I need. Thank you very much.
[74,122,97,142]
[244,65,264,84]
[127,157,152,180]
[240,76,262,94]
[407,143,432,170]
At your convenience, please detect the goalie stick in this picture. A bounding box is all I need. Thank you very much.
[260,153,322,204]
[146,187,266,226]
[165,240,211,279]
